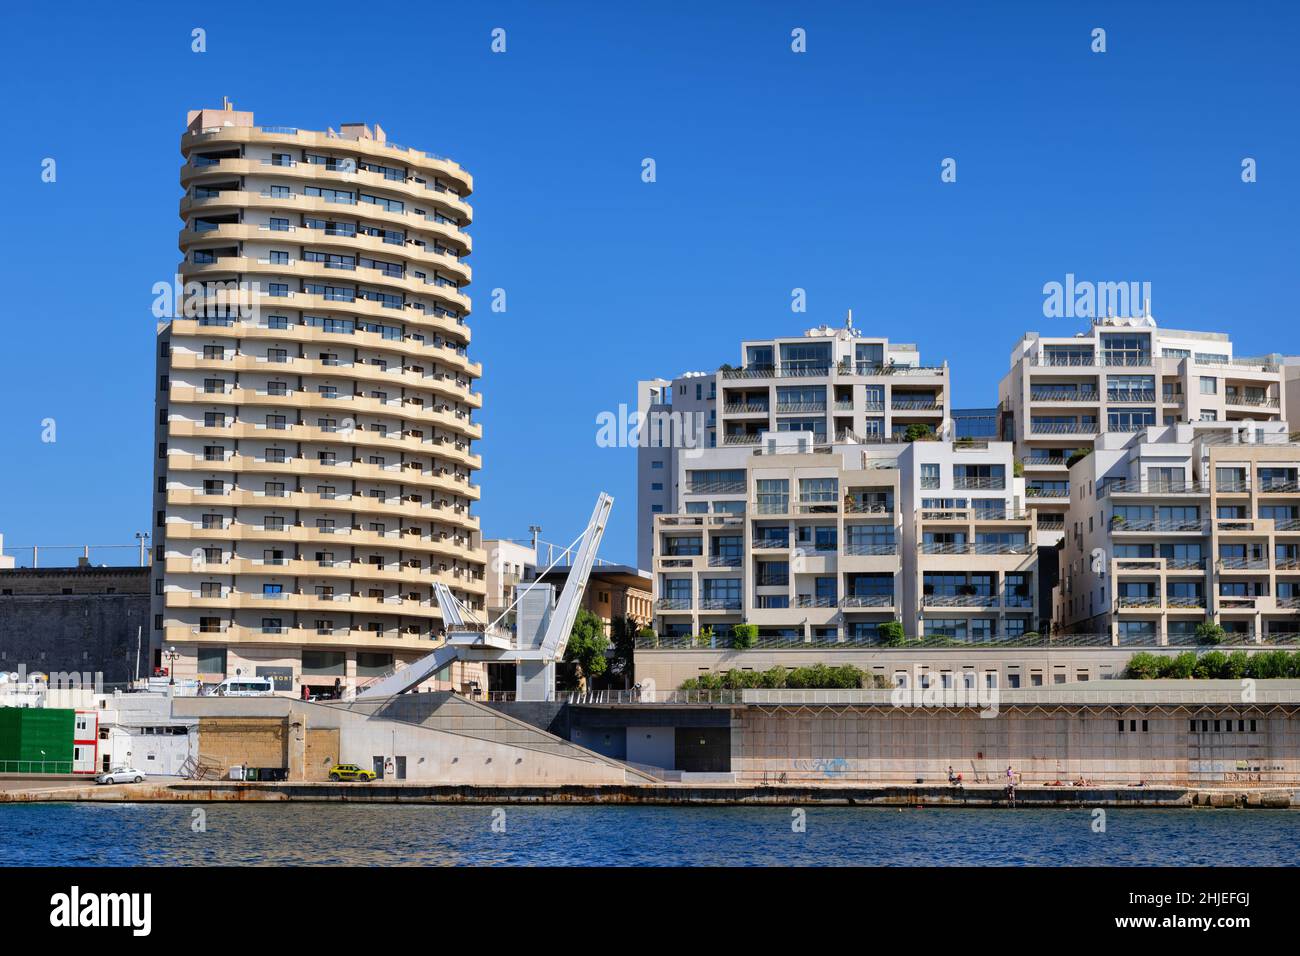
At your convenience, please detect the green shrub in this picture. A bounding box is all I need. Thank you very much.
[759,666,788,689]
[1124,652,1163,679]
[679,677,700,691]
[1223,651,1250,680]
[878,620,906,646]
[697,672,724,691]
[1159,652,1198,679]
[1247,650,1290,679]
[903,423,935,443]
[1195,619,1225,645]
[1066,447,1091,467]
[828,664,866,689]
[731,623,759,649]
[1193,651,1227,679]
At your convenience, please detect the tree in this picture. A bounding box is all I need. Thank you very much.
[564,609,610,690]
[903,423,935,443]
[607,615,640,685]
[1066,447,1091,467]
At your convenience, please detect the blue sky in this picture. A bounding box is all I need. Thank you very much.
[0,0,1296,567]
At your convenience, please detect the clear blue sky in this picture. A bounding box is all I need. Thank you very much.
[0,0,1296,566]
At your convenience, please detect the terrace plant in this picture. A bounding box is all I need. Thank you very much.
[1066,447,1091,468]
[877,620,906,646]
[731,623,759,649]
[1195,619,1226,645]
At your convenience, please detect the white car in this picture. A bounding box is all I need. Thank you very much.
[95,767,146,785]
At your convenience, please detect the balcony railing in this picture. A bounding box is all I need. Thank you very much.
[655,598,692,611]
[1109,519,1206,533]
[1105,389,1157,403]
[953,477,1006,490]
[723,402,769,414]
[843,543,898,556]
[1217,558,1270,570]
[840,594,894,607]
[1030,389,1099,402]
[698,598,742,611]
[1260,479,1300,494]
[684,480,746,494]
[1030,422,1098,434]
[922,594,999,607]
[794,596,837,608]
[921,543,1034,556]
[1101,480,1209,497]
[843,501,893,515]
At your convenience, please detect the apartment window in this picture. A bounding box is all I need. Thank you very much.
[1199,376,1218,395]
[204,411,226,427]
[269,217,289,232]
[268,283,289,298]
[270,251,289,265]
[264,516,285,531]
[265,447,286,463]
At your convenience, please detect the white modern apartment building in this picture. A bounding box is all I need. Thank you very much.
[150,105,486,697]
[1058,421,1300,643]
[998,315,1287,545]
[637,317,951,571]
[649,432,1041,642]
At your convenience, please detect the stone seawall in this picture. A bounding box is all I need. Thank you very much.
[1,780,1295,808]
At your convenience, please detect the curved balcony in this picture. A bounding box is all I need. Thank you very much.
[178,222,471,285]
[166,316,477,375]
[178,257,471,316]
[168,383,480,435]
[181,124,472,196]
[168,353,481,408]
[180,190,471,256]
[181,156,472,224]
[167,452,480,512]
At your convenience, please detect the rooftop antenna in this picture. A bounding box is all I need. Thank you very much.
[846,308,853,330]
[222,96,233,110]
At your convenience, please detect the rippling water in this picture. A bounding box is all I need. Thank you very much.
[2,804,1297,866]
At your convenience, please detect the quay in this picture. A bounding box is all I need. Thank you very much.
[1,776,1296,809]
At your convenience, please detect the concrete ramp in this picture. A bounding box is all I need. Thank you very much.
[345,692,657,781]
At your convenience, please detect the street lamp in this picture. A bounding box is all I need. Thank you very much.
[134,531,151,568]
[164,646,179,686]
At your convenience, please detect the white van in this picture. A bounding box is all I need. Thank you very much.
[213,677,276,697]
